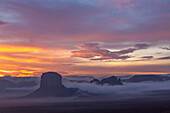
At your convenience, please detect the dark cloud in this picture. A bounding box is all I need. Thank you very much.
[134,44,149,49]
[141,56,153,59]
[157,56,170,60]
[72,43,149,61]
[161,46,170,50]
[0,20,7,26]
[115,44,149,55]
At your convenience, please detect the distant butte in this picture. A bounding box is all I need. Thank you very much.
[28,72,79,97]
[90,76,123,85]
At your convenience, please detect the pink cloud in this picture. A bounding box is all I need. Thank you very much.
[0,0,170,47]
[106,0,135,10]
[72,43,149,61]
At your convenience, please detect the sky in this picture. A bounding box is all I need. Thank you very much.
[0,0,170,77]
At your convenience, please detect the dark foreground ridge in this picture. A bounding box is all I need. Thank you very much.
[28,72,79,97]
[1,97,170,113]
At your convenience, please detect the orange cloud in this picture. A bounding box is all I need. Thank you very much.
[0,44,72,76]
[0,44,40,52]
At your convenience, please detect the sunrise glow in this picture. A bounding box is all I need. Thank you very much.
[0,0,170,77]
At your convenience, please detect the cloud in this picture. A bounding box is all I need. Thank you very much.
[161,46,170,50]
[134,44,149,49]
[0,20,7,26]
[72,43,130,60]
[140,56,153,59]
[72,43,149,61]
[64,80,170,94]
[0,0,170,46]
[98,0,134,10]
[112,43,149,55]
[0,0,170,76]
[157,56,170,60]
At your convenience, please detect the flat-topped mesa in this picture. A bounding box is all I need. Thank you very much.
[40,72,64,89]
[28,72,79,97]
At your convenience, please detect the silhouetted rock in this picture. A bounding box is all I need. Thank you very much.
[90,76,123,85]
[28,72,79,97]
[124,75,170,83]
[101,76,123,85]
[90,79,101,85]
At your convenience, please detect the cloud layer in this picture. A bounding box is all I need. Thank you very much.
[0,0,170,76]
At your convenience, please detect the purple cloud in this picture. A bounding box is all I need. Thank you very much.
[134,44,149,49]
[161,46,170,50]
[0,20,7,26]
[72,43,149,61]
[141,56,153,59]
[157,56,170,60]
[0,0,170,47]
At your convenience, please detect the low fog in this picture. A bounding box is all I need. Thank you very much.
[0,75,170,98]
[0,75,170,110]
[64,80,170,94]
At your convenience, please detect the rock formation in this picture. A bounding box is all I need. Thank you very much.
[90,79,101,85]
[28,72,79,97]
[101,76,123,85]
[90,76,123,85]
[124,75,170,83]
